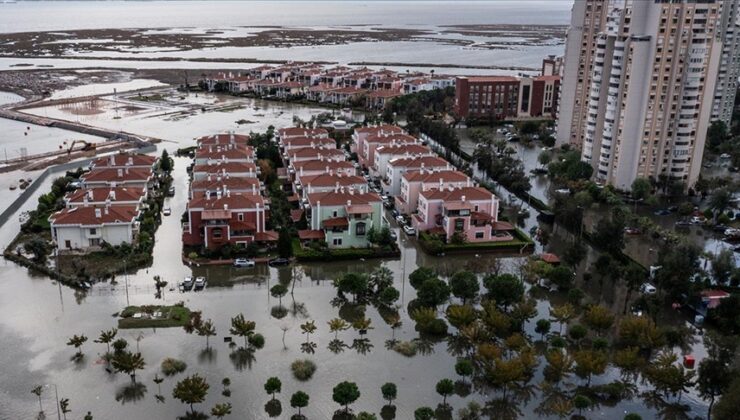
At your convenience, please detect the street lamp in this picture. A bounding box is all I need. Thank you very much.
[44,383,61,420]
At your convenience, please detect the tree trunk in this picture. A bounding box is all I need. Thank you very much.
[190,402,194,414]
[131,371,136,384]
[707,396,714,420]
[37,396,42,412]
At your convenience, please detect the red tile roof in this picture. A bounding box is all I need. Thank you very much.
[278,127,329,138]
[82,167,153,183]
[255,230,279,242]
[307,190,381,207]
[188,193,266,210]
[462,76,519,83]
[195,145,255,160]
[292,159,354,172]
[65,187,145,204]
[288,148,344,160]
[281,137,335,148]
[322,217,349,228]
[91,153,156,168]
[376,144,432,156]
[368,89,403,98]
[541,253,560,264]
[403,170,469,183]
[193,161,257,174]
[420,186,495,202]
[190,177,261,192]
[50,205,139,225]
[389,155,450,169]
[196,133,250,146]
[298,173,366,188]
[298,229,325,240]
[366,133,416,144]
[355,124,404,134]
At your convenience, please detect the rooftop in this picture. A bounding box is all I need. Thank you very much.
[50,205,139,225]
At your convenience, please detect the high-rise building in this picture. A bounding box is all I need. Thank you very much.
[559,0,725,190]
[711,0,740,127]
[555,0,611,147]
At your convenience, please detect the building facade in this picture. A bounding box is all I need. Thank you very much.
[711,0,740,126]
[576,0,723,190]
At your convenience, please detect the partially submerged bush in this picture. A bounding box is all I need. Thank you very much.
[291,359,317,381]
[161,357,187,376]
[392,340,417,357]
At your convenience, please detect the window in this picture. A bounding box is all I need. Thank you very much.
[475,232,484,239]
[332,210,338,217]
[89,228,97,235]
[455,219,465,232]
[212,228,223,239]
[238,213,244,221]
[356,222,366,236]
[333,238,342,246]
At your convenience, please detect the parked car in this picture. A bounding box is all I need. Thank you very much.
[725,228,740,237]
[194,277,206,290]
[675,219,691,227]
[654,209,671,216]
[182,277,194,291]
[168,185,175,196]
[391,209,400,219]
[268,258,290,267]
[624,227,641,235]
[163,207,172,216]
[403,225,416,236]
[233,258,256,268]
[691,216,707,224]
[395,215,405,225]
[390,230,398,241]
[554,188,571,195]
[640,283,657,294]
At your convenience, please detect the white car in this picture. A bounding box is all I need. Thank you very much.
[640,283,657,294]
[554,188,571,195]
[395,215,405,225]
[194,277,206,290]
[163,207,172,216]
[233,258,256,268]
[403,225,416,236]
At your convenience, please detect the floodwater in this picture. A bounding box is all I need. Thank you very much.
[0,88,713,419]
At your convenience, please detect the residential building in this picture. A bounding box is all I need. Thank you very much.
[371,143,435,177]
[290,159,356,179]
[454,76,521,120]
[189,177,262,199]
[50,205,140,250]
[306,190,384,248]
[192,162,258,181]
[64,187,146,209]
[360,133,418,168]
[194,143,255,165]
[366,89,403,110]
[382,155,453,196]
[351,125,405,158]
[711,0,740,126]
[196,133,250,147]
[295,173,367,196]
[81,167,154,189]
[395,170,473,214]
[277,127,329,141]
[542,55,565,76]
[556,0,611,146]
[90,153,157,170]
[285,147,345,164]
[279,136,336,152]
[577,0,723,189]
[412,186,511,243]
[182,192,273,249]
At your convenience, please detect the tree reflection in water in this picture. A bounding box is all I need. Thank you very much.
[351,338,373,355]
[176,411,209,420]
[300,341,317,354]
[229,346,256,371]
[114,382,147,404]
[328,338,348,354]
[270,305,288,319]
[198,347,216,364]
[264,399,282,418]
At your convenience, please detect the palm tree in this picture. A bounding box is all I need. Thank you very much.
[197,319,216,349]
[67,334,88,359]
[153,275,168,298]
[173,374,210,415]
[352,317,373,336]
[230,314,256,347]
[111,351,146,383]
[94,328,118,354]
[327,318,349,339]
[31,385,43,413]
[153,374,164,395]
[300,320,317,344]
[211,402,232,419]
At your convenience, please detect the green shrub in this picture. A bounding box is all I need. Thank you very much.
[291,359,317,381]
[392,341,417,357]
[161,358,187,376]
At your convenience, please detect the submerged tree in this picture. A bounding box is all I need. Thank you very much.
[172,374,210,415]
[94,328,118,354]
[66,334,88,359]
[333,381,360,413]
[111,351,146,383]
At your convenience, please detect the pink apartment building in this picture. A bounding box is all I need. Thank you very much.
[351,125,405,161]
[395,170,472,214]
[371,143,435,177]
[412,186,513,243]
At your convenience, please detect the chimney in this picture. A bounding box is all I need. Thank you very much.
[217,190,222,199]
[104,200,110,214]
[206,190,211,200]
[125,167,129,175]
[224,204,228,210]
[127,156,133,166]
[347,199,352,207]
[109,155,115,166]
[109,190,116,201]
[252,184,256,195]
[117,168,123,178]
[461,195,466,202]
[83,194,89,206]
[94,208,102,218]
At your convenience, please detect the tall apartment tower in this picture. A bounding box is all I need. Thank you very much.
[555,0,611,147]
[573,0,724,190]
[711,0,740,127]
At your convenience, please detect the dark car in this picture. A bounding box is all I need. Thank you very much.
[268,258,290,267]
[654,209,671,216]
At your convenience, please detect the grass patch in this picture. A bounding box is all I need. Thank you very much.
[161,357,187,376]
[292,238,399,262]
[117,303,192,329]
[290,359,317,381]
[418,229,533,255]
